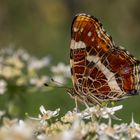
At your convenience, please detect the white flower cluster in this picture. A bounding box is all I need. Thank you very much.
[0,47,71,95]
[0,105,140,140]
[0,47,51,93]
[26,105,140,140]
[0,118,37,140]
[0,47,72,119]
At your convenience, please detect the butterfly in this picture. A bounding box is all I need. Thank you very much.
[68,13,140,106]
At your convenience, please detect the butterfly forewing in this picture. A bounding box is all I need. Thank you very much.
[70,13,140,105]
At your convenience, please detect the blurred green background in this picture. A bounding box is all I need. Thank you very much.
[0,0,140,123]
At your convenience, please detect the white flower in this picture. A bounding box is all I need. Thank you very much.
[16,48,30,61]
[62,105,123,123]
[0,80,7,95]
[5,56,24,69]
[28,56,50,70]
[0,47,14,55]
[39,105,60,119]
[37,134,48,140]
[38,105,60,125]
[1,119,34,139]
[97,123,120,140]
[0,66,22,78]
[128,115,140,139]
[129,114,140,128]
[51,63,70,84]
[61,110,79,123]
[27,105,60,126]
[30,76,49,87]
[113,123,128,133]
[96,105,123,120]
[51,63,71,78]
[12,120,33,137]
[62,119,80,140]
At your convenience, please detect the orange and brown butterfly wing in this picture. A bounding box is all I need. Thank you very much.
[70,13,140,104]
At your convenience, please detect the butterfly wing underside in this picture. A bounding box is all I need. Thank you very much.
[70,13,140,105]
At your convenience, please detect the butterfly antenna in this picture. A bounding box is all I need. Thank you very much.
[50,78,64,86]
[44,83,49,87]
[44,78,71,89]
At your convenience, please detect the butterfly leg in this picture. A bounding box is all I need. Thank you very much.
[84,100,90,109]
[74,96,80,112]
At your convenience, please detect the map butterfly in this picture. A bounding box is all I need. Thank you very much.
[68,13,140,106]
